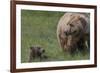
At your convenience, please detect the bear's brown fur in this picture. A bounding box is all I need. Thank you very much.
[57,13,89,54]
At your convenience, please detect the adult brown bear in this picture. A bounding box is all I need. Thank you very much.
[57,13,90,54]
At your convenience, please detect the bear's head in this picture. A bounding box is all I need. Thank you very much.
[63,14,87,52]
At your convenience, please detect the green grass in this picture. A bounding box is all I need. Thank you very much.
[21,10,90,63]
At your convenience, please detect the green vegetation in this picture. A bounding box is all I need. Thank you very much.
[21,10,89,63]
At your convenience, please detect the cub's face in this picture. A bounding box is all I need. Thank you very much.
[30,46,45,57]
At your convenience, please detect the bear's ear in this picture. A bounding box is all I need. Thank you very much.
[79,17,87,28]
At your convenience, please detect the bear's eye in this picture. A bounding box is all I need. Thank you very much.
[73,30,80,37]
[71,30,77,35]
[64,31,68,36]
[70,23,74,27]
[73,30,77,34]
[64,31,71,36]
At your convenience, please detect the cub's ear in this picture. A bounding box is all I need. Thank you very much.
[42,49,45,53]
[37,47,41,49]
[79,17,87,28]
[30,47,33,50]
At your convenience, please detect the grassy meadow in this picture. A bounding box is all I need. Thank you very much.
[21,10,90,63]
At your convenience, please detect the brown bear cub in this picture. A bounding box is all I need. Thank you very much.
[29,46,47,62]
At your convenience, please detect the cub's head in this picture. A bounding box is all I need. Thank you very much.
[30,46,45,57]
